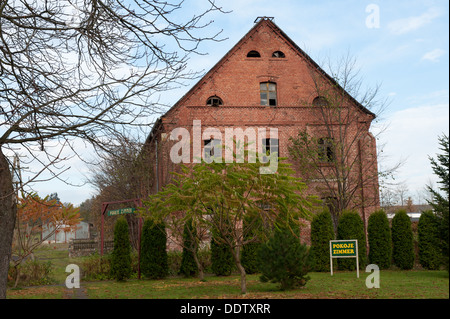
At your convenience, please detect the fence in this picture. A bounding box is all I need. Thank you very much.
[69,238,114,258]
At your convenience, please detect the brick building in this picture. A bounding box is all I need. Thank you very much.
[143,17,380,245]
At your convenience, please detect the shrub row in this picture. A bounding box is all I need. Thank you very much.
[311,208,444,271]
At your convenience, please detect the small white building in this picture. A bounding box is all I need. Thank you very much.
[386,212,423,222]
[42,221,91,243]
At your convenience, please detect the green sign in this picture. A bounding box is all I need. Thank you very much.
[329,239,359,278]
[331,240,357,257]
[107,207,136,216]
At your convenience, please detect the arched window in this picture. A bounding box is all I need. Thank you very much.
[247,50,261,58]
[206,96,223,107]
[312,96,329,107]
[260,82,277,106]
[272,51,285,58]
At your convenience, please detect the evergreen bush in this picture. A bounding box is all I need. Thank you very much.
[257,228,312,290]
[110,217,132,281]
[418,211,442,270]
[336,210,366,270]
[140,219,168,279]
[367,209,392,269]
[179,219,198,277]
[391,210,415,270]
[310,209,335,271]
[241,213,263,274]
[211,228,234,276]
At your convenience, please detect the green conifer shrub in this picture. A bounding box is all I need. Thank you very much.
[210,227,234,276]
[241,213,263,274]
[391,210,415,270]
[140,219,168,279]
[257,228,312,290]
[179,219,198,277]
[310,209,335,271]
[418,210,442,270]
[367,210,392,269]
[336,210,366,270]
[110,217,132,281]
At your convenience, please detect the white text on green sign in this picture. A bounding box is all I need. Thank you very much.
[107,207,136,216]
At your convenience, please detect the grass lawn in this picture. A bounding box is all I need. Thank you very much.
[6,244,449,299]
[7,270,448,299]
[82,270,449,299]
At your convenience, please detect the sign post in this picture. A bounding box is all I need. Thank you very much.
[329,239,359,278]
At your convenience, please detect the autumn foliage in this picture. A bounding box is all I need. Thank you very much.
[11,194,81,287]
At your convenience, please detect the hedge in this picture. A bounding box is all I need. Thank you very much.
[336,210,366,270]
[310,209,335,271]
[391,210,415,270]
[367,210,392,269]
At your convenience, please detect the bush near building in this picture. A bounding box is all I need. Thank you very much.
[336,210,366,270]
[257,227,312,290]
[211,225,234,276]
[392,210,415,270]
[241,213,263,275]
[368,210,392,269]
[140,219,169,279]
[179,219,198,277]
[418,211,442,270]
[310,209,335,272]
[110,217,132,281]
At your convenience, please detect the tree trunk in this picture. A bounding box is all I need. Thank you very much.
[193,251,205,281]
[0,149,17,299]
[232,245,247,294]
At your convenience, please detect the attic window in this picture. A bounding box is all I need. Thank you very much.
[313,96,329,107]
[247,50,261,58]
[206,96,223,107]
[272,51,285,58]
[260,82,277,106]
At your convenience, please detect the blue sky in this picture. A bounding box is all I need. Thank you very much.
[30,0,449,206]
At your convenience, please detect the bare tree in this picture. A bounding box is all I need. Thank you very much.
[288,53,392,235]
[0,0,226,298]
[87,135,153,250]
[395,182,410,207]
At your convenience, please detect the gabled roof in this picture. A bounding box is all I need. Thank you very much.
[146,17,375,144]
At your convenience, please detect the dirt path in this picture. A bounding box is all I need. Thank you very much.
[63,285,89,299]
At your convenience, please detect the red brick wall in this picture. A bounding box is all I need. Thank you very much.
[147,20,380,246]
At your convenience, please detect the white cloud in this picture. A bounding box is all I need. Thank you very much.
[421,49,446,62]
[377,101,449,196]
[388,7,441,35]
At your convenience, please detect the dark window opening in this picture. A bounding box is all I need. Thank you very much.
[318,137,334,162]
[313,96,329,107]
[206,96,223,107]
[204,139,222,159]
[260,82,277,106]
[247,50,261,58]
[272,51,285,58]
[263,138,279,156]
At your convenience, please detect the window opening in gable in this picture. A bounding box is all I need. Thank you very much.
[247,50,261,58]
[272,51,285,58]
[206,96,223,107]
[260,82,277,106]
[313,96,329,107]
